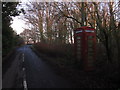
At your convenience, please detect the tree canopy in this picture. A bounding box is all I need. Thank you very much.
[20,2,120,64]
[2,2,24,57]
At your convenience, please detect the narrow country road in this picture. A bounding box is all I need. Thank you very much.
[2,45,72,88]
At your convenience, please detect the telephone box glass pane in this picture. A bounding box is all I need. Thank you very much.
[88,36,94,64]
[77,40,81,43]
[88,52,94,56]
[77,53,81,59]
[88,48,94,56]
[88,61,93,67]
[77,36,81,39]
[77,51,81,55]
[77,44,81,59]
[87,59,93,67]
[77,47,81,50]
[88,48,93,52]
[77,55,81,59]
[77,44,81,47]
[88,40,93,48]
[88,59,93,64]
[77,52,81,56]
[88,36,94,39]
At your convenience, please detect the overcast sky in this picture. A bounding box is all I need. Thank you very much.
[11,16,26,34]
[11,1,28,35]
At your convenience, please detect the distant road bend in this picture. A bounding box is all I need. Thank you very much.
[2,45,72,88]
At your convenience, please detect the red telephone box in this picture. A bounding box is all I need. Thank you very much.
[74,26,96,71]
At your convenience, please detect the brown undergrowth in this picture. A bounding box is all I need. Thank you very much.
[31,42,119,88]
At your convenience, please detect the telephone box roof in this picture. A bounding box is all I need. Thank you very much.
[74,26,95,31]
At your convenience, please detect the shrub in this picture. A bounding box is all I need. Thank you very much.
[34,42,74,58]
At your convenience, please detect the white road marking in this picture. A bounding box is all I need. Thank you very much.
[22,52,28,90]
[23,53,24,62]
[23,67,28,90]
[22,67,25,71]
[23,80,28,90]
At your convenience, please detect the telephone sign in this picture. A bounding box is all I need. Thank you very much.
[74,26,96,71]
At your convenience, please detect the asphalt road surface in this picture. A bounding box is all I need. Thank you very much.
[2,45,72,88]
